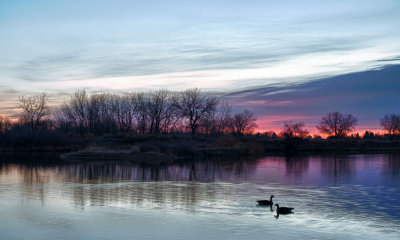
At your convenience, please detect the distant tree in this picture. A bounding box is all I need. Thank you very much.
[316,112,358,138]
[312,134,323,140]
[263,131,278,139]
[18,93,50,131]
[355,133,360,139]
[231,109,257,135]
[281,121,309,138]
[174,88,219,135]
[362,131,375,139]
[0,116,12,134]
[380,114,400,135]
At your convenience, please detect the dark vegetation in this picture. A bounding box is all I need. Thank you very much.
[0,89,400,160]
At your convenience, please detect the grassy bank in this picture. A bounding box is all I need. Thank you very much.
[2,133,400,161]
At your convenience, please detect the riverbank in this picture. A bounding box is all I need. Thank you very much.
[1,134,400,163]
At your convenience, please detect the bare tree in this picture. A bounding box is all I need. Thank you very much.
[175,88,219,135]
[380,114,400,135]
[231,109,257,135]
[317,112,358,138]
[121,93,140,132]
[135,93,149,134]
[18,88,262,137]
[199,113,215,135]
[281,121,309,138]
[18,93,50,131]
[148,89,175,134]
[198,101,232,135]
[214,101,232,134]
[111,93,136,132]
[52,104,74,132]
[160,93,180,133]
[69,89,89,133]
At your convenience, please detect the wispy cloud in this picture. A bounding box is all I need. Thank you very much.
[1,0,399,93]
[0,0,400,130]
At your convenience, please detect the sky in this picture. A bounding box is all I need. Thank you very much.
[0,0,400,132]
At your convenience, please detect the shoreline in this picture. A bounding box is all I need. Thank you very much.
[1,136,400,164]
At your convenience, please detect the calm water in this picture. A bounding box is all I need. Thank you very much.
[0,154,399,240]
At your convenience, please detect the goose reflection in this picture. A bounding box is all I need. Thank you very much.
[256,204,274,212]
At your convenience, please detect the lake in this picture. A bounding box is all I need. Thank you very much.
[0,154,399,240]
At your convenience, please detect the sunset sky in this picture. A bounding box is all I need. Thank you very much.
[1,0,400,132]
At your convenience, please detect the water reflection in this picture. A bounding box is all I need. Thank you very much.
[0,153,398,185]
[382,154,400,181]
[48,160,259,184]
[0,154,399,240]
[319,155,356,183]
[0,154,399,208]
[284,156,309,178]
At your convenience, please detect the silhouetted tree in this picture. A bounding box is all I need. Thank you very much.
[53,104,74,132]
[231,109,257,135]
[7,89,263,138]
[69,89,89,133]
[380,114,400,135]
[147,90,177,134]
[281,121,309,138]
[214,101,232,134]
[362,131,375,139]
[316,112,358,138]
[174,88,218,135]
[18,93,50,131]
[263,131,278,139]
[199,101,232,135]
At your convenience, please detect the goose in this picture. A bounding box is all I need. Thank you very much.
[256,195,274,206]
[275,204,294,214]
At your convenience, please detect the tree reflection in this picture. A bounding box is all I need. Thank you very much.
[319,155,356,183]
[381,154,400,180]
[1,154,399,210]
[0,156,260,209]
[284,156,310,178]
[51,159,260,184]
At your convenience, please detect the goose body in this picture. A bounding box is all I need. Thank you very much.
[256,195,274,206]
[275,204,294,214]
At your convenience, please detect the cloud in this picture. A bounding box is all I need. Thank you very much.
[1,64,400,134]
[1,0,400,129]
[225,64,400,132]
[1,0,399,91]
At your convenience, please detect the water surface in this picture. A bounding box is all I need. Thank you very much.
[0,154,399,240]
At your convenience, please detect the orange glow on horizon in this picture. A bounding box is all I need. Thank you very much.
[253,115,385,137]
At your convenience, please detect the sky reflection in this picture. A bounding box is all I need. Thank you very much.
[0,154,399,239]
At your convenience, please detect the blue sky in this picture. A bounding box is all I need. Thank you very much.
[0,0,400,130]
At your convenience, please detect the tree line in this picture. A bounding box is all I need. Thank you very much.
[1,89,257,137]
[0,88,399,140]
[279,112,400,139]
